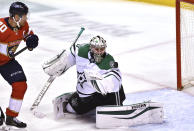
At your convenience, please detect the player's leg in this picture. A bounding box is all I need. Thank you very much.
[0,60,27,128]
[67,86,125,115]
[67,92,103,114]
[100,85,126,106]
[53,86,125,116]
[53,92,96,116]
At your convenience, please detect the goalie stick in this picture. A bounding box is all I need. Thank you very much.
[30,75,56,111]
[30,27,85,118]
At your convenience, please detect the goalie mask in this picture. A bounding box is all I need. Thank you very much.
[90,36,107,63]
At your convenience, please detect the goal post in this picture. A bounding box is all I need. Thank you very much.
[176,0,194,90]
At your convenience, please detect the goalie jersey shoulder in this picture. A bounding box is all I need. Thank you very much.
[72,43,117,70]
[70,43,89,58]
[77,43,90,59]
[97,54,115,70]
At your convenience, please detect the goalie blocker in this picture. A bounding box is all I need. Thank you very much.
[96,101,163,128]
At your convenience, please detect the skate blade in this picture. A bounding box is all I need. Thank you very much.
[0,125,27,131]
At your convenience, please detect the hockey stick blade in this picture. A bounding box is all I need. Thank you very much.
[32,108,46,119]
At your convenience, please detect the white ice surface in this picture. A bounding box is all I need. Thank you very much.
[0,0,194,131]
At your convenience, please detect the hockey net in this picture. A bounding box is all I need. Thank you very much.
[176,0,194,90]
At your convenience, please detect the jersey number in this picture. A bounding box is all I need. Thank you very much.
[0,21,7,33]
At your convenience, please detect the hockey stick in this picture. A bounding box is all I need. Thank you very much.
[11,46,28,58]
[30,76,56,111]
[30,27,85,118]
[30,76,56,118]
[12,46,35,58]
[73,27,85,51]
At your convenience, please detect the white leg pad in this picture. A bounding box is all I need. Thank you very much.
[96,101,164,128]
[52,93,72,119]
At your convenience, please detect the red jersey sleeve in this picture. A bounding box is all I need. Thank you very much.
[23,21,34,41]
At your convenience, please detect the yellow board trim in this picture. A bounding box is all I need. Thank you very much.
[126,0,175,7]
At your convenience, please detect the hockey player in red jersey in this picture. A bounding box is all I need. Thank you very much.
[0,1,38,128]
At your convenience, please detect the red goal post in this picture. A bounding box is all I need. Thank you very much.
[176,0,194,90]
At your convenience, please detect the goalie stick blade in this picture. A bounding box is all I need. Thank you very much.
[31,109,46,119]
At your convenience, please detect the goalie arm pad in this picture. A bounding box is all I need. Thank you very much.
[42,49,76,76]
[90,69,122,95]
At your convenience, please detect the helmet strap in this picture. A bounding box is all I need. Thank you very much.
[12,16,21,28]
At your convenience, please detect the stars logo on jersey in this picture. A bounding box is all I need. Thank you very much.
[77,71,87,88]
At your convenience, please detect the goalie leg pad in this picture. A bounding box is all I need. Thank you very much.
[96,101,164,128]
[52,92,73,119]
[66,103,76,113]
[68,88,125,115]
[68,92,98,114]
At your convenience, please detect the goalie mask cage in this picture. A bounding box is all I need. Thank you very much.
[176,0,194,90]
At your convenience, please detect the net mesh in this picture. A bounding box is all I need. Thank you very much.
[180,1,194,87]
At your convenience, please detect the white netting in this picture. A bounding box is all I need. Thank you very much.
[180,2,194,87]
